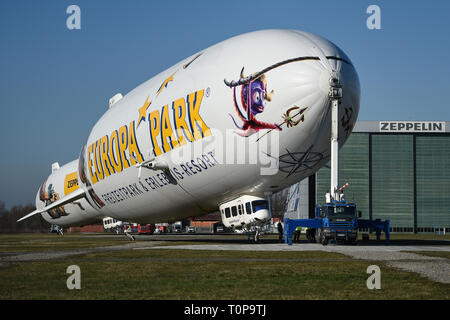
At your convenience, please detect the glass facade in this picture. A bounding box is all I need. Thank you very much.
[315,131,450,232]
[371,135,414,229]
[416,136,450,230]
[316,133,370,219]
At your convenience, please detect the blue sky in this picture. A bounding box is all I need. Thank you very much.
[1,0,449,208]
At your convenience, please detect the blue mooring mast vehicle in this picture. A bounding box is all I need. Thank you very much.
[284,187,390,246]
[314,199,360,245]
[284,77,389,245]
[284,195,390,246]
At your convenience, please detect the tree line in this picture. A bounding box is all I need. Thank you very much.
[0,201,49,233]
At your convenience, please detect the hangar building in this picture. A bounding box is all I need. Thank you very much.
[285,120,450,233]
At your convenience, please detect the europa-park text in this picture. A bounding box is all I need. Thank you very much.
[87,89,211,184]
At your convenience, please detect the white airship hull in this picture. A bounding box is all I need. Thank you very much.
[34,29,359,226]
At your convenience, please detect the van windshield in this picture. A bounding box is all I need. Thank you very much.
[251,200,268,212]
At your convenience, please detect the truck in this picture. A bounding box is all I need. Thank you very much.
[312,200,361,245]
[172,221,183,233]
[138,224,155,235]
[284,196,390,246]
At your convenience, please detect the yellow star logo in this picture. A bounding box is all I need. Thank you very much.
[156,72,176,97]
[183,53,202,69]
[136,72,176,128]
[137,96,152,128]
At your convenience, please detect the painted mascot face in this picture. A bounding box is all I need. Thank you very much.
[242,80,267,115]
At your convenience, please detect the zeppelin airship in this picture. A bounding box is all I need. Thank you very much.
[18,29,360,237]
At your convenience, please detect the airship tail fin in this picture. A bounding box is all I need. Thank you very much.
[17,188,86,222]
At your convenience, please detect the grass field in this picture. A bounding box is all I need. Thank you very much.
[0,233,449,300]
[0,233,125,253]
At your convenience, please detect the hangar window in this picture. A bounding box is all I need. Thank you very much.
[231,206,237,217]
[225,208,231,218]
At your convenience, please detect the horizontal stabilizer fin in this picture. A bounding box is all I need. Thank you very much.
[16,188,86,222]
[16,209,42,223]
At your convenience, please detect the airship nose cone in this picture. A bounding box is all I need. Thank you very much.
[291,30,360,140]
[257,30,360,181]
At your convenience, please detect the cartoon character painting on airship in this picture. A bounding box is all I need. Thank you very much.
[225,68,281,137]
[224,57,315,137]
[39,180,68,219]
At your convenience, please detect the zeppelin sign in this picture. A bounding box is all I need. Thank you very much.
[379,121,446,133]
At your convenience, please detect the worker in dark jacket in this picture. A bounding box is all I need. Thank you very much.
[277,221,283,243]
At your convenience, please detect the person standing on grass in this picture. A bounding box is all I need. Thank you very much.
[277,220,283,243]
